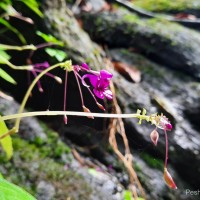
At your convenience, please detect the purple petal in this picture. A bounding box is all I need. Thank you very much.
[100,70,113,79]
[98,79,110,88]
[103,89,113,100]
[93,89,104,99]
[165,123,173,131]
[82,74,98,87]
[81,63,90,70]
[34,61,50,69]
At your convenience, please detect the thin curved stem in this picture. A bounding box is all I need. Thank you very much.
[0,44,36,51]
[63,70,68,123]
[164,130,168,168]
[74,71,84,107]
[14,62,65,131]
[1,56,33,70]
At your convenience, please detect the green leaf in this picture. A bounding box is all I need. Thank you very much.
[19,0,43,17]
[88,168,98,176]
[0,178,36,200]
[0,68,17,84]
[0,18,26,44]
[0,116,13,159]
[45,48,67,62]
[124,190,133,200]
[0,0,11,11]
[36,31,64,46]
[0,50,11,64]
[0,173,4,179]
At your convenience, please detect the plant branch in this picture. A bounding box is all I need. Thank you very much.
[0,44,36,51]
[1,111,147,121]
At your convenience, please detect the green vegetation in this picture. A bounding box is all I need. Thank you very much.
[0,123,91,199]
[133,0,200,12]
[140,153,163,170]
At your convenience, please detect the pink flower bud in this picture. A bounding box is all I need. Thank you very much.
[163,168,177,189]
[63,115,68,124]
[96,102,105,111]
[165,123,173,131]
[82,105,94,119]
[150,129,159,146]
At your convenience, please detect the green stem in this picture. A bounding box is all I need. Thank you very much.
[1,111,149,121]
[0,44,36,51]
[0,111,152,140]
[0,55,33,70]
[14,62,66,131]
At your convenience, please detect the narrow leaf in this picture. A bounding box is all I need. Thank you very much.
[0,178,36,200]
[45,48,67,62]
[19,0,43,17]
[36,31,63,46]
[0,50,11,64]
[0,68,16,84]
[55,50,67,62]
[0,116,13,159]
[0,18,26,44]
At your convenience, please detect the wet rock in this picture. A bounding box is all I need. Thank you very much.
[109,48,200,189]
[68,158,124,200]
[37,181,55,200]
[81,10,200,78]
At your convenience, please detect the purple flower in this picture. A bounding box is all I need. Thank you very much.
[82,70,113,100]
[28,61,62,92]
[33,61,50,69]
[81,63,90,70]
[156,116,172,131]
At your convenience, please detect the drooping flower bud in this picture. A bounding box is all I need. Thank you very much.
[150,129,159,146]
[81,63,90,70]
[82,105,94,119]
[63,115,68,124]
[163,168,177,189]
[157,116,173,131]
[165,123,173,131]
[96,102,105,111]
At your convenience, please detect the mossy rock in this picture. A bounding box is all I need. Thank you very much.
[81,10,200,78]
[133,0,200,13]
[0,125,92,200]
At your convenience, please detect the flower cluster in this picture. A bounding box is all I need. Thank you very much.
[150,115,177,189]
[63,62,113,123]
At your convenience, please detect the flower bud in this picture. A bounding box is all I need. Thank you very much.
[165,123,173,131]
[163,168,177,189]
[54,76,62,84]
[63,115,68,124]
[96,102,105,111]
[150,129,159,146]
[82,106,94,119]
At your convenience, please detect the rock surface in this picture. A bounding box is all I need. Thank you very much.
[81,10,200,78]
[109,49,200,189]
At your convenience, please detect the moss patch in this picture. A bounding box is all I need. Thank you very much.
[134,0,200,12]
[140,152,163,170]
[0,124,92,200]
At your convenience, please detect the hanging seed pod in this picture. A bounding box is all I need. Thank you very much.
[150,129,159,146]
[164,168,177,189]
